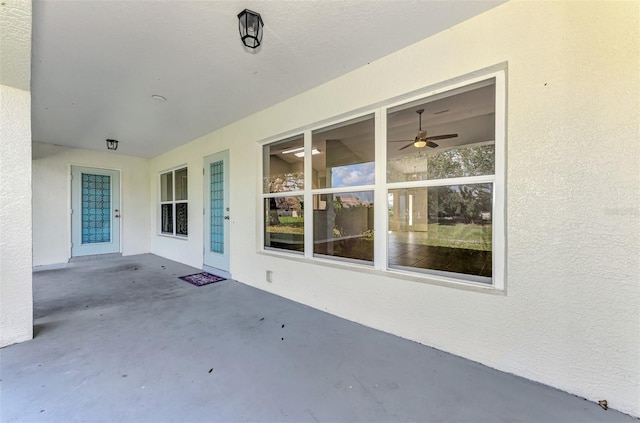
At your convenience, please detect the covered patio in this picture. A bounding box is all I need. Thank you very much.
[1,255,633,422]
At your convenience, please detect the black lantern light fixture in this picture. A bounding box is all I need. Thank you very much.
[237,9,264,49]
[106,139,118,150]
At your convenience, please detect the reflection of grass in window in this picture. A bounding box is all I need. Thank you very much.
[400,224,492,251]
[278,216,304,225]
[267,216,304,234]
[269,219,490,251]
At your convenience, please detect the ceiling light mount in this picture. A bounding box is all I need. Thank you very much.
[413,109,426,148]
[238,9,264,49]
[106,139,119,150]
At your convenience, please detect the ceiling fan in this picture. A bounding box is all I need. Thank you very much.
[390,109,458,150]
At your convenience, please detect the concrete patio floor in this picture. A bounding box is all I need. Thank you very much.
[1,254,634,422]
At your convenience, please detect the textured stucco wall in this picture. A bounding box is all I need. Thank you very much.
[0,0,33,348]
[149,1,639,416]
[0,85,33,347]
[32,143,151,267]
[0,1,32,91]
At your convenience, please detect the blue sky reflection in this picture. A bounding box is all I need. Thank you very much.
[331,162,374,188]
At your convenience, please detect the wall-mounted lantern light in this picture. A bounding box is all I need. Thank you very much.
[106,139,118,150]
[238,9,264,49]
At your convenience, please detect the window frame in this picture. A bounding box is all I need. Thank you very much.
[310,113,376,264]
[159,166,188,238]
[262,134,306,255]
[259,69,506,290]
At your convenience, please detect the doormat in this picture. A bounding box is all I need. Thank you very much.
[179,272,226,287]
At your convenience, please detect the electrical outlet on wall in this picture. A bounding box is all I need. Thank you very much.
[266,270,273,283]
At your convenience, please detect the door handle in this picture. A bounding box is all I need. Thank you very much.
[224,216,230,220]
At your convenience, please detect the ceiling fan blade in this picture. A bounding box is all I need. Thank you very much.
[398,142,415,151]
[426,141,439,148]
[425,133,458,141]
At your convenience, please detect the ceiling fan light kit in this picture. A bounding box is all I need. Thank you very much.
[391,108,459,151]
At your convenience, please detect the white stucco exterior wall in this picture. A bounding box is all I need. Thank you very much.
[0,85,33,347]
[1,0,33,348]
[148,1,639,416]
[32,143,151,267]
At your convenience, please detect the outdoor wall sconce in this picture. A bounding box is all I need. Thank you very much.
[106,139,119,150]
[238,9,264,49]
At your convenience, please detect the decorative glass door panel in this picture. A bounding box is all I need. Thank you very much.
[210,160,225,254]
[71,166,121,257]
[81,173,112,244]
[204,151,230,274]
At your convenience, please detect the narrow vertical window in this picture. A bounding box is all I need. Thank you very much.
[312,115,375,264]
[263,135,305,253]
[160,167,188,237]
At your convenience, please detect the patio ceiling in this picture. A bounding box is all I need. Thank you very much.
[25,0,506,158]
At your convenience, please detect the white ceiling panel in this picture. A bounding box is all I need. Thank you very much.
[30,0,505,157]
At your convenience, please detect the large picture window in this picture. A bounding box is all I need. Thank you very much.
[261,71,505,288]
[386,78,498,283]
[160,167,188,237]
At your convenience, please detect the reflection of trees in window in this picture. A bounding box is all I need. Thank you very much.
[333,195,343,210]
[387,144,494,182]
[264,196,305,252]
[428,184,492,224]
[427,145,495,180]
[267,196,304,225]
[267,171,304,193]
[267,198,280,225]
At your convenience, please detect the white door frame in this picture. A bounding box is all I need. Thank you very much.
[203,151,231,278]
[70,165,121,257]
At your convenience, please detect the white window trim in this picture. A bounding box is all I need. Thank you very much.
[159,165,188,238]
[259,68,506,291]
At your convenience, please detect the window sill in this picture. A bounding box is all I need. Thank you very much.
[157,233,189,240]
[257,249,505,296]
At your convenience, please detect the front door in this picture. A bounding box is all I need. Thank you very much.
[71,166,121,257]
[203,151,230,276]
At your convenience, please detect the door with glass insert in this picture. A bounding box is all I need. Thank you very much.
[204,151,230,274]
[71,166,121,257]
